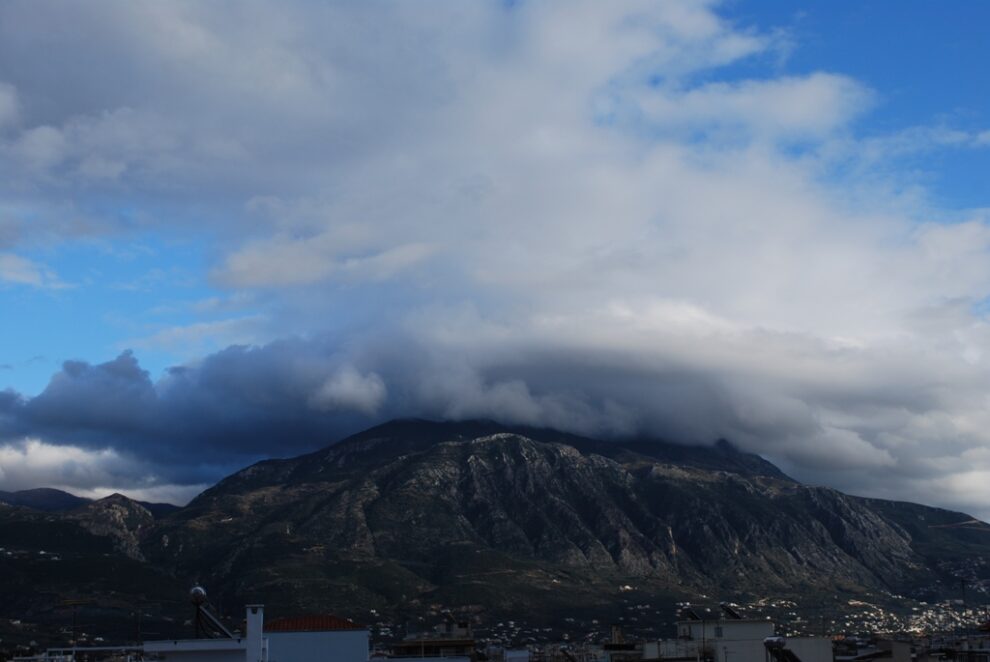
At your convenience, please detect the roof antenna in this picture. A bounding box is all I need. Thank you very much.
[191,586,235,639]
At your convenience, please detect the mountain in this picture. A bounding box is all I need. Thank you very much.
[0,488,90,512]
[68,494,157,561]
[138,500,182,519]
[3,418,990,642]
[0,493,188,648]
[0,487,180,519]
[146,419,990,623]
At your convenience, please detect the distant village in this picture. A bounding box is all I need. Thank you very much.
[5,588,990,662]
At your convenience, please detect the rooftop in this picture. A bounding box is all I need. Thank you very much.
[264,615,365,632]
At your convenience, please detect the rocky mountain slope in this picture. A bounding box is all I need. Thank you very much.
[3,419,990,637]
[146,419,990,621]
[0,496,186,646]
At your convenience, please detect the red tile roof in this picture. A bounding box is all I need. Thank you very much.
[265,615,365,632]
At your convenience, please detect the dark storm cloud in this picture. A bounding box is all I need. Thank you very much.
[1,340,735,484]
[0,302,988,517]
[0,321,956,508]
[0,346,378,472]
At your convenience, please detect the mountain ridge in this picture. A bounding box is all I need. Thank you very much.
[0,487,180,518]
[2,418,989,637]
[192,418,791,505]
[149,419,990,623]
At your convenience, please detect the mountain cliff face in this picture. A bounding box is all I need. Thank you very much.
[69,494,156,561]
[2,419,988,636]
[141,420,990,621]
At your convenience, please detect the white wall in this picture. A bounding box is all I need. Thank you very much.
[266,629,369,662]
[246,606,265,662]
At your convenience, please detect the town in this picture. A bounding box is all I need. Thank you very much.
[6,588,990,662]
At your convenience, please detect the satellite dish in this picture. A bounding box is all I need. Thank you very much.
[190,586,208,606]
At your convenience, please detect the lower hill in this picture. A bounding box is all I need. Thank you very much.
[0,488,90,512]
[0,487,180,518]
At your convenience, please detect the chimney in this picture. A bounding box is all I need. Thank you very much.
[245,604,265,662]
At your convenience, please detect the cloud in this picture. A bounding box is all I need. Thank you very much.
[0,437,204,504]
[2,1,990,517]
[634,73,873,140]
[125,315,265,358]
[856,124,990,162]
[1,304,987,514]
[308,368,387,415]
[0,252,66,288]
[0,82,17,130]
[0,347,383,471]
[13,125,67,171]
[219,237,436,287]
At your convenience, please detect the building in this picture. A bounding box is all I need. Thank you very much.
[265,615,369,662]
[16,603,370,662]
[143,604,267,662]
[835,638,912,662]
[384,616,475,662]
[603,625,642,662]
[643,609,832,662]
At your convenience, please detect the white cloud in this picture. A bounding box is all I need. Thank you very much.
[636,73,873,139]
[0,252,65,288]
[309,367,387,415]
[0,81,17,129]
[0,437,198,504]
[3,1,990,518]
[125,315,265,357]
[13,125,67,171]
[854,124,990,163]
[219,233,436,287]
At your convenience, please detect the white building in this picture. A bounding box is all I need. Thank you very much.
[20,603,370,662]
[143,605,370,662]
[265,615,370,662]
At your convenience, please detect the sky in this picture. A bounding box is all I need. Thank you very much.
[3,1,990,514]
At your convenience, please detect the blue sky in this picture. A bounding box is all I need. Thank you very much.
[723,1,990,209]
[2,233,219,394]
[3,1,990,511]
